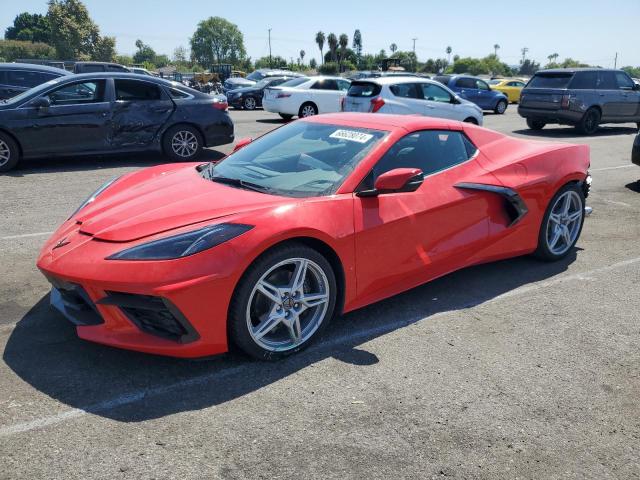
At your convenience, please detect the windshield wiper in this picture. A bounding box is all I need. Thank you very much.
[209,175,272,194]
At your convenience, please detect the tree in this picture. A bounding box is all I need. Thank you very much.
[5,13,51,44]
[190,16,246,68]
[309,58,317,70]
[327,33,338,63]
[299,49,305,65]
[92,35,115,61]
[133,39,156,64]
[47,0,102,59]
[352,29,362,67]
[390,43,398,54]
[254,55,286,69]
[446,46,452,64]
[0,39,55,62]
[315,31,325,65]
[173,45,188,63]
[338,33,348,67]
[319,62,338,75]
[493,44,500,57]
[518,58,540,75]
[622,66,640,78]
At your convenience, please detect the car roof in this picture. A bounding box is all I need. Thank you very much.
[537,67,619,74]
[352,76,435,85]
[0,62,71,74]
[302,112,462,132]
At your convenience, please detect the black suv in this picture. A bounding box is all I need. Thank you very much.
[0,63,70,99]
[518,68,640,134]
[73,62,130,74]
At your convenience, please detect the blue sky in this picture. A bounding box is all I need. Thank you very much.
[2,0,639,67]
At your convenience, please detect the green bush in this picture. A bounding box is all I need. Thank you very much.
[0,39,56,62]
[318,62,339,75]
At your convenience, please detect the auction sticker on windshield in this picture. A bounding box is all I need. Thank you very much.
[329,129,374,143]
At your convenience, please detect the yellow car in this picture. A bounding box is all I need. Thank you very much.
[489,78,527,103]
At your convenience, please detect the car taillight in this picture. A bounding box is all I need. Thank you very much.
[561,94,571,109]
[277,93,292,98]
[212,100,228,111]
[369,96,385,113]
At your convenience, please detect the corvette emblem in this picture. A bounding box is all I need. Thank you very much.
[52,237,70,250]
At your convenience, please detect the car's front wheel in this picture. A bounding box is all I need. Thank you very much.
[535,184,585,261]
[576,108,601,135]
[279,113,293,121]
[463,117,479,125]
[494,99,508,114]
[526,118,546,130]
[163,124,203,162]
[243,96,257,110]
[0,132,20,173]
[229,243,337,360]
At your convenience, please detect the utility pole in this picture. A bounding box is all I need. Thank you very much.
[268,28,272,68]
[614,52,618,68]
[521,47,529,64]
[412,37,417,72]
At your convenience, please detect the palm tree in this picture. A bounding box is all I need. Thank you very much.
[494,44,500,57]
[446,46,452,63]
[327,33,338,63]
[300,49,305,66]
[338,33,348,66]
[353,29,362,67]
[390,43,398,54]
[315,31,325,64]
[547,52,559,65]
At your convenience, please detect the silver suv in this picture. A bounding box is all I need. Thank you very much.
[343,77,483,125]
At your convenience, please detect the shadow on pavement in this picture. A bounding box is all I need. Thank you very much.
[625,181,640,193]
[3,252,576,423]
[513,125,638,138]
[256,118,290,124]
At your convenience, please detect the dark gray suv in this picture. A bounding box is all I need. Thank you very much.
[518,68,640,134]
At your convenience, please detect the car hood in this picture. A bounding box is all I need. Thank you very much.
[75,164,290,242]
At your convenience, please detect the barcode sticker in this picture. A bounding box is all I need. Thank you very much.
[329,129,373,143]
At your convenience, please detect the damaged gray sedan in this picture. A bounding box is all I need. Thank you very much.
[0,73,234,172]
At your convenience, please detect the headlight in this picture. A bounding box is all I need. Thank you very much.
[69,176,120,219]
[106,223,253,261]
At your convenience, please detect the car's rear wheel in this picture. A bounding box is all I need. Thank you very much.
[494,99,507,114]
[534,184,585,261]
[526,119,546,130]
[163,124,203,162]
[299,102,318,118]
[463,117,478,125]
[576,108,600,135]
[279,113,293,121]
[0,132,19,173]
[229,243,337,360]
[243,96,257,110]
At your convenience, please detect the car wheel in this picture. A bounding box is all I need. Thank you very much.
[163,125,203,162]
[463,117,478,125]
[526,119,546,130]
[243,96,257,110]
[229,243,337,360]
[279,113,293,121]
[534,184,585,261]
[0,132,19,173]
[576,108,601,135]
[299,102,318,118]
[494,99,507,114]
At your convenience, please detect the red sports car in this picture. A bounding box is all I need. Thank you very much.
[37,114,591,360]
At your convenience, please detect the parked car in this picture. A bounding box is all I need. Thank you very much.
[73,62,130,74]
[36,113,590,360]
[489,78,526,103]
[223,69,303,94]
[130,67,155,76]
[263,76,351,119]
[434,75,509,114]
[343,77,483,125]
[518,68,640,134]
[227,75,300,110]
[0,73,233,172]
[0,63,70,100]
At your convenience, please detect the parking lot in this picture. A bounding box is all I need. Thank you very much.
[1,108,639,479]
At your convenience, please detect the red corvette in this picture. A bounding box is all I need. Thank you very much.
[37,114,590,360]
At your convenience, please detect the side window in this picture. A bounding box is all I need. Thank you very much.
[368,130,475,185]
[7,70,42,88]
[115,80,162,101]
[421,83,452,103]
[168,87,190,99]
[337,79,351,91]
[515,81,525,87]
[615,72,635,90]
[107,65,128,72]
[455,78,476,89]
[389,83,420,99]
[48,80,106,105]
[476,80,490,91]
[81,65,105,73]
[597,71,618,90]
[310,80,325,90]
[570,72,598,89]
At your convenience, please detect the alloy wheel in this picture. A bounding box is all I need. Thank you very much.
[246,258,330,352]
[301,105,317,117]
[545,190,583,255]
[244,97,256,110]
[0,139,10,167]
[171,130,198,158]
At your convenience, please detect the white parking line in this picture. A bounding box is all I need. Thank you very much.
[0,232,53,241]
[590,165,635,172]
[1,254,640,437]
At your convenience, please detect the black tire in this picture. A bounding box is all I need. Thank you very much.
[298,102,318,118]
[526,118,546,130]
[463,117,479,125]
[243,96,257,110]
[229,242,337,361]
[162,124,203,162]
[494,99,508,114]
[0,131,20,173]
[278,113,293,121]
[534,183,585,262]
[576,108,601,135]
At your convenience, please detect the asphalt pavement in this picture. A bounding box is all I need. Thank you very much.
[1,107,639,480]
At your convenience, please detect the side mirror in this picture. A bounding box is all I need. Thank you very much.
[32,96,51,109]
[233,137,252,152]
[451,95,461,104]
[633,83,640,91]
[358,168,424,197]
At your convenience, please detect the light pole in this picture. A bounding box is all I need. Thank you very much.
[268,28,272,68]
[412,37,417,72]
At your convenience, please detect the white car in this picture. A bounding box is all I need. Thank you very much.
[343,77,483,125]
[263,76,351,120]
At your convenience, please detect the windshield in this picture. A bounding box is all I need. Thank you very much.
[247,71,265,81]
[279,77,309,88]
[489,79,503,85]
[203,122,387,198]
[2,78,60,104]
